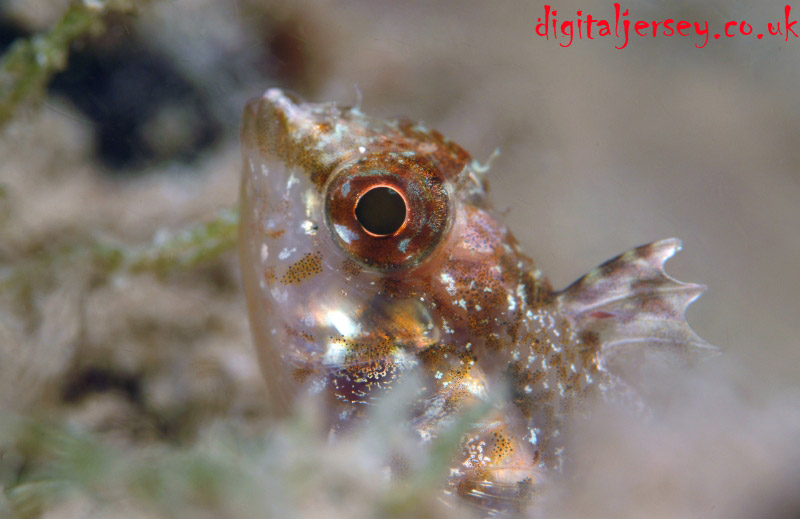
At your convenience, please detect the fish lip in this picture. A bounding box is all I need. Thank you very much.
[263,87,303,107]
[241,88,304,148]
[260,88,316,130]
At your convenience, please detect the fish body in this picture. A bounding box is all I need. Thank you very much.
[238,89,714,512]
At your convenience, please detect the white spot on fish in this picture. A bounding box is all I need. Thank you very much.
[309,377,326,394]
[358,146,366,153]
[301,314,315,327]
[260,244,269,263]
[261,164,269,176]
[304,189,319,218]
[302,220,317,235]
[279,247,296,260]
[334,224,358,244]
[270,287,287,303]
[287,173,299,190]
[442,318,454,335]
[440,272,457,296]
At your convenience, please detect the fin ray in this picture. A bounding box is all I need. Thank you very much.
[557,238,718,364]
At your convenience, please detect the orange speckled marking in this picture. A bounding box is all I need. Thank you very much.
[280,251,323,285]
[340,258,363,277]
[292,367,315,383]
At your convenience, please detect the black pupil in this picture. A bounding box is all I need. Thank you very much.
[355,186,406,236]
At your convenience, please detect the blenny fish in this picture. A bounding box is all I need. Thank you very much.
[238,89,714,513]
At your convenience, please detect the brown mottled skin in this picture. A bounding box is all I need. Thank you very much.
[238,89,715,513]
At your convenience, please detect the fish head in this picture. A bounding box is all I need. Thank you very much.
[239,89,542,415]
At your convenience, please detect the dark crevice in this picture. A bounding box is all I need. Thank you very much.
[61,367,141,404]
[48,24,222,173]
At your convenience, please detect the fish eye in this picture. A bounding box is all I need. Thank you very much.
[324,152,451,271]
[354,186,407,236]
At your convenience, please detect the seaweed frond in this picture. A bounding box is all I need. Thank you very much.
[101,206,240,276]
[0,0,142,129]
[0,389,482,519]
[0,207,239,296]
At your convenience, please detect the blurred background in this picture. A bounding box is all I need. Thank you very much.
[0,0,798,518]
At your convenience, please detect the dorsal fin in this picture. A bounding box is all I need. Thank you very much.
[556,238,718,367]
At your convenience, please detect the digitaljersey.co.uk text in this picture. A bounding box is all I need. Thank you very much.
[537,4,800,48]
